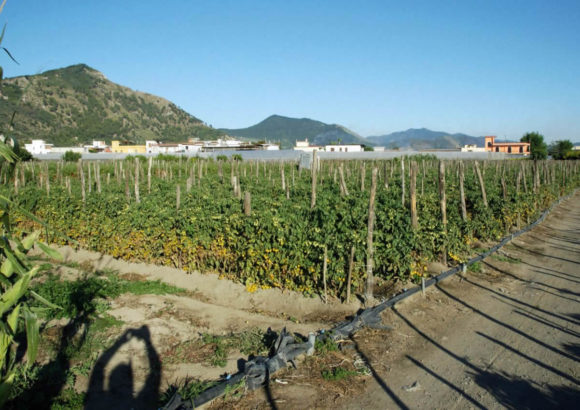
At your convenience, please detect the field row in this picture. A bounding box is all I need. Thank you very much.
[3,156,578,298]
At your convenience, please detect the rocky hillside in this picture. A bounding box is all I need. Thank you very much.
[0,64,223,146]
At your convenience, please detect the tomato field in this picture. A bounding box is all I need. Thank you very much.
[2,156,578,298]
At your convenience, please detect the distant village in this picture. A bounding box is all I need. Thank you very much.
[24,138,280,155]
[24,135,533,156]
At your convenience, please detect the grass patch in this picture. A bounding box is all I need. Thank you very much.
[491,253,521,263]
[469,261,482,273]
[164,329,276,368]
[321,366,360,381]
[315,338,338,355]
[30,271,186,320]
[160,378,218,406]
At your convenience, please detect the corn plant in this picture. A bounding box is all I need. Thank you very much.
[0,2,59,404]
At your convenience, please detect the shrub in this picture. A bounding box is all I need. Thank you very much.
[62,150,81,162]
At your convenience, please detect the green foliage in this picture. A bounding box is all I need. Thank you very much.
[321,366,360,381]
[548,140,573,160]
[231,154,243,161]
[0,158,59,405]
[216,155,228,161]
[0,64,225,146]
[221,114,367,149]
[30,271,185,319]
[197,329,272,367]
[469,261,482,273]
[564,150,580,160]
[315,337,338,355]
[2,157,578,299]
[12,144,32,161]
[363,145,374,152]
[521,132,547,160]
[156,153,181,162]
[160,378,217,406]
[62,150,81,162]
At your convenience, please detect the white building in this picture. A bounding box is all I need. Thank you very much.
[461,144,486,153]
[51,147,84,154]
[324,144,363,153]
[24,139,53,154]
[294,139,321,152]
[261,143,280,151]
[83,140,108,152]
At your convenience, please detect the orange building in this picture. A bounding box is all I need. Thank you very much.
[484,136,530,155]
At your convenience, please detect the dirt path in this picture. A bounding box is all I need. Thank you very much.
[337,192,580,409]
[233,192,580,409]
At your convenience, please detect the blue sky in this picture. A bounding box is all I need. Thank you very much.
[2,0,579,141]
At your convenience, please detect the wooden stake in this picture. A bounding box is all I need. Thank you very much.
[148,156,152,194]
[244,191,251,216]
[410,161,418,229]
[347,245,354,303]
[365,167,378,303]
[78,160,86,204]
[134,158,140,203]
[401,157,405,207]
[439,161,447,265]
[474,161,488,208]
[311,151,317,209]
[322,245,328,304]
[459,161,467,222]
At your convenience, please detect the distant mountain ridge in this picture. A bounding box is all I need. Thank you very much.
[367,128,485,149]
[221,115,368,149]
[0,64,224,146]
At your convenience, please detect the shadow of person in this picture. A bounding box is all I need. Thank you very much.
[85,325,161,410]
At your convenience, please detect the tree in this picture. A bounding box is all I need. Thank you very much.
[548,140,573,160]
[521,132,547,160]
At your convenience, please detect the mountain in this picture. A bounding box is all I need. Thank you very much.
[221,115,369,149]
[367,128,484,149]
[0,64,224,146]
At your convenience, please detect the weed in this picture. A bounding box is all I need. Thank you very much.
[159,378,217,406]
[224,378,245,400]
[30,271,185,320]
[469,261,482,273]
[491,253,521,263]
[321,366,360,381]
[315,338,338,355]
[165,329,273,368]
[50,388,85,410]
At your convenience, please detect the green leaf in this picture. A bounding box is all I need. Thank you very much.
[0,142,18,163]
[2,249,27,276]
[6,304,20,333]
[30,290,61,310]
[0,370,16,407]
[21,230,40,251]
[36,242,62,261]
[24,309,39,365]
[0,266,38,316]
[0,258,14,277]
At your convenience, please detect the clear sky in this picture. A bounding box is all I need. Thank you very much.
[2,0,579,141]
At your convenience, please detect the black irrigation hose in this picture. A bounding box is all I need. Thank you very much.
[165,187,579,409]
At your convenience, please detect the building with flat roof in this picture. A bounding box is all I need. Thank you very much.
[484,136,530,155]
